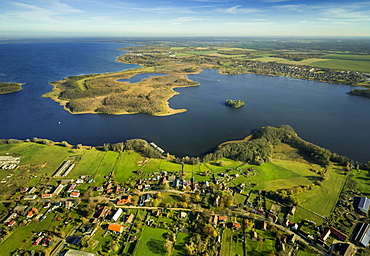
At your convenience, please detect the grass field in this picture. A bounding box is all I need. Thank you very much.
[295,164,347,217]
[113,151,142,183]
[254,53,370,73]
[69,149,105,179]
[350,169,370,195]
[134,226,168,256]
[233,161,317,191]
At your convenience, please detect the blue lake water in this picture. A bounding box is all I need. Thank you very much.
[0,42,370,162]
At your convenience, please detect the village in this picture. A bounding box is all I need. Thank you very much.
[0,142,369,256]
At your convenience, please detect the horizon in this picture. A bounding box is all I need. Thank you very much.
[1,0,370,37]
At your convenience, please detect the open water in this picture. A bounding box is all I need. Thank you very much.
[0,42,370,162]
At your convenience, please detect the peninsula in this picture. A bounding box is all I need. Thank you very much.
[0,82,23,94]
[44,39,370,115]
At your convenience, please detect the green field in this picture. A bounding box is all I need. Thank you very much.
[254,53,370,73]
[134,226,168,256]
[233,161,317,191]
[350,169,370,195]
[294,164,347,217]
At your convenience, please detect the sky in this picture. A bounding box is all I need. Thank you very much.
[0,0,370,37]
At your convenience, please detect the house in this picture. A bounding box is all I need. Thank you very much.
[4,213,17,223]
[180,212,187,218]
[41,237,51,246]
[218,216,227,222]
[33,237,42,246]
[7,220,16,227]
[252,231,258,240]
[53,184,64,195]
[358,196,370,214]
[23,194,37,200]
[28,187,36,194]
[289,206,297,215]
[336,243,355,256]
[20,187,29,193]
[256,209,265,215]
[268,213,278,223]
[108,223,124,233]
[233,223,241,230]
[13,205,28,214]
[213,215,218,225]
[320,226,348,242]
[67,183,77,193]
[172,179,180,188]
[117,195,132,205]
[70,192,80,197]
[65,201,73,209]
[27,208,37,218]
[214,196,221,207]
[111,208,123,222]
[262,221,268,231]
[41,194,52,199]
[353,223,370,247]
[97,206,111,218]
[125,214,135,224]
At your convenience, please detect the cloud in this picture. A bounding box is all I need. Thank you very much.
[261,0,292,2]
[2,0,83,21]
[221,5,260,14]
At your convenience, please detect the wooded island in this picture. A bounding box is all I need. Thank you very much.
[0,82,23,94]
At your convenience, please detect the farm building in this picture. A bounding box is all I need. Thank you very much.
[358,196,370,214]
[107,224,124,233]
[353,223,370,247]
[111,208,123,222]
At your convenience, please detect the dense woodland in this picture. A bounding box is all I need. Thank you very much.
[0,82,22,94]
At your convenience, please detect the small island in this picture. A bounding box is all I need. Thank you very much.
[225,99,245,108]
[0,82,23,94]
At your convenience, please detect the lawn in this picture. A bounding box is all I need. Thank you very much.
[134,226,168,256]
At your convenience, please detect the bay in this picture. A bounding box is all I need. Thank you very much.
[0,42,369,162]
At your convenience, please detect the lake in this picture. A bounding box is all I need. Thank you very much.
[0,41,369,162]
